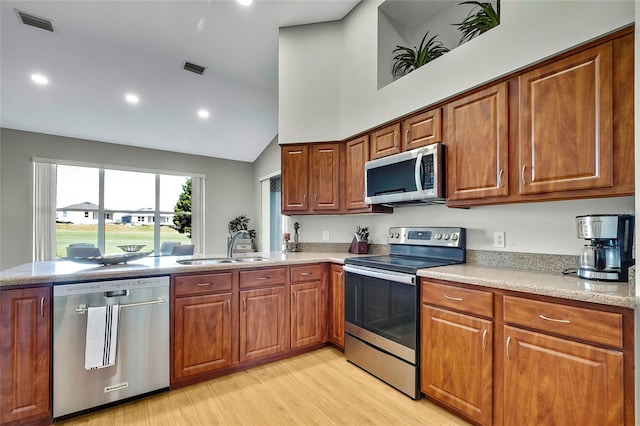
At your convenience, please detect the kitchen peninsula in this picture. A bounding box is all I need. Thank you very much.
[1,253,636,425]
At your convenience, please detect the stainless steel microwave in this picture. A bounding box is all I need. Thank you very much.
[365,143,445,206]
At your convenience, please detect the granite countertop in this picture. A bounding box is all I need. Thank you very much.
[0,252,362,287]
[419,264,635,309]
[2,252,635,309]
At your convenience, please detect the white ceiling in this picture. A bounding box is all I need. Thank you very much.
[0,0,359,162]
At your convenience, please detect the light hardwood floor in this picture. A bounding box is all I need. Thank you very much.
[59,347,470,425]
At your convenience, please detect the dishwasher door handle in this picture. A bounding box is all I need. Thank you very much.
[75,297,166,314]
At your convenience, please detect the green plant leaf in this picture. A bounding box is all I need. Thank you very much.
[392,31,450,78]
[453,1,500,45]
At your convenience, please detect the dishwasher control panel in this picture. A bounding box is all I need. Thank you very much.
[53,276,169,296]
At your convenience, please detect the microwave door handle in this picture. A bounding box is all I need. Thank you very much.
[414,152,424,191]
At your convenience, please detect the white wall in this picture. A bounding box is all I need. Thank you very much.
[279,0,634,143]
[288,197,634,256]
[0,128,256,269]
[278,22,342,143]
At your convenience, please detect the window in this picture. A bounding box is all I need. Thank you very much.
[46,163,200,258]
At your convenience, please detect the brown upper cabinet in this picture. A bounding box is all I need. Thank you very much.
[281,143,341,215]
[370,123,401,159]
[446,82,509,201]
[344,135,370,211]
[402,108,442,151]
[518,43,613,195]
[281,144,309,212]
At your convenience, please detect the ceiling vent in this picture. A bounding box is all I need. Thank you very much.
[15,9,55,32]
[183,61,206,75]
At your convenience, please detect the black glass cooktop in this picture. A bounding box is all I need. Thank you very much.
[345,255,459,274]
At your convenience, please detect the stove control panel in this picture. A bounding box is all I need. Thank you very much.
[387,227,466,247]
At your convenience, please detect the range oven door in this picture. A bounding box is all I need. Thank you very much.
[343,264,418,364]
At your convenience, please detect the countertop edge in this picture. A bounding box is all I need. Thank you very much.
[419,266,635,309]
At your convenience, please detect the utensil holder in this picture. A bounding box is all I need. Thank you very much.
[349,237,368,254]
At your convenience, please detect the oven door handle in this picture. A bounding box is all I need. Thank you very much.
[343,265,416,285]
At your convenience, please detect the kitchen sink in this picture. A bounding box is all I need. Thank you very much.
[176,257,271,265]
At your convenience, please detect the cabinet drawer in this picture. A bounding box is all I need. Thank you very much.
[422,281,493,318]
[503,296,623,349]
[290,264,322,283]
[240,267,286,289]
[174,272,232,296]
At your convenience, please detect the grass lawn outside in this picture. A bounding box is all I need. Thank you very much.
[56,223,191,257]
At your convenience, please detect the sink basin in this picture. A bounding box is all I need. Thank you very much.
[176,257,271,265]
[232,257,271,262]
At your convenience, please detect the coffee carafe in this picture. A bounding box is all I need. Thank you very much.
[576,214,634,281]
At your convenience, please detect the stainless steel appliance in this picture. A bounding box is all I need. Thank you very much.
[343,226,466,399]
[576,214,634,281]
[365,143,445,206]
[53,276,170,419]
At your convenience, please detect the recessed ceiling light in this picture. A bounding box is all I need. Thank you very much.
[198,109,210,119]
[237,0,252,6]
[30,73,48,85]
[125,94,139,104]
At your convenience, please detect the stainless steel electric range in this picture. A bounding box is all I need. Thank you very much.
[343,226,466,399]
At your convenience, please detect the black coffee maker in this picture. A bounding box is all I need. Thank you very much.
[576,214,635,281]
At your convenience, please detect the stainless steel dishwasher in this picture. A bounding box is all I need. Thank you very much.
[53,276,170,419]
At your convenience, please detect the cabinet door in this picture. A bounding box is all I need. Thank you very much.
[281,145,309,213]
[421,306,492,426]
[310,143,341,211]
[446,83,509,201]
[173,293,232,380]
[402,108,442,151]
[504,326,623,426]
[239,287,286,362]
[0,287,51,425]
[290,281,324,349]
[519,43,613,194]
[344,136,369,211]
[329,265,344,348]
[370,123,401,160]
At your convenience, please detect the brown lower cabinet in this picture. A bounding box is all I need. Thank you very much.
[290,281,324,348]
[421,281,493,426]
[503,326,623,426]
[421,278,634,426]
[0,287,51,425]
[239,285,287,362]
[329,264,344,348]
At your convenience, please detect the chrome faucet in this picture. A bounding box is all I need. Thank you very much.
[227,230,250,257]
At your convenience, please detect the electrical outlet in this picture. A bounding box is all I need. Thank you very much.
[322,231,330,241]
[494,231,506,248]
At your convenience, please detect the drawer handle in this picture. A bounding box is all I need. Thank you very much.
[482,330,488,351]
[539,314,571,324]
[197,282,212,286]
[301,272,312,276]
[257,276,271,280]
[506,336,512,360]
[444,294,463,302]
